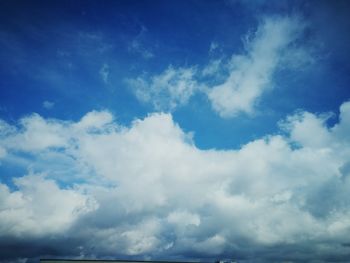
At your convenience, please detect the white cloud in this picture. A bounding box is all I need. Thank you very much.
[128,66,198,111]
[167,210,201,227]
[121,218,161,255]
[332,101,350,141]
[2,114,69,152]
[0,111,114,153]
[0,173,96,238]
[129,16,312,117]
[1,101,350,260]
[74,110,113,130]
[280,111,334,148]
[42,100,54,109]
[207,16,305,117]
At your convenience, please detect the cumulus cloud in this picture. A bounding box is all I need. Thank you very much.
[0,173,97,238]
[1,101,350,261]
[2,114,69,152]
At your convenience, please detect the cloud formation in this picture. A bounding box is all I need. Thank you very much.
[0,174,96,238]
[1,100,350,261]
[128,16,312,117]
[207,16,305,117]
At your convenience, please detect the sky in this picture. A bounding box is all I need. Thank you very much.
[1,0,350,262]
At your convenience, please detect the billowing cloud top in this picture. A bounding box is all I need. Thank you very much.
[1,101,350,261]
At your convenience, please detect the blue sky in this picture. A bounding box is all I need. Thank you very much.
[1,0,350,262]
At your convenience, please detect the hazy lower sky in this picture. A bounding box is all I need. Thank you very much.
[1,0,350,262]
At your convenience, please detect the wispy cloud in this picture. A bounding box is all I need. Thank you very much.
[207,16,306,117]
[209,41,219,53]
[42,100,55,109]
[129,16,312,117]
[201,58,223,77]
[128,66,198,111]
[128,25,154,60]
[129,39,154,59]
[99,63,110,84]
